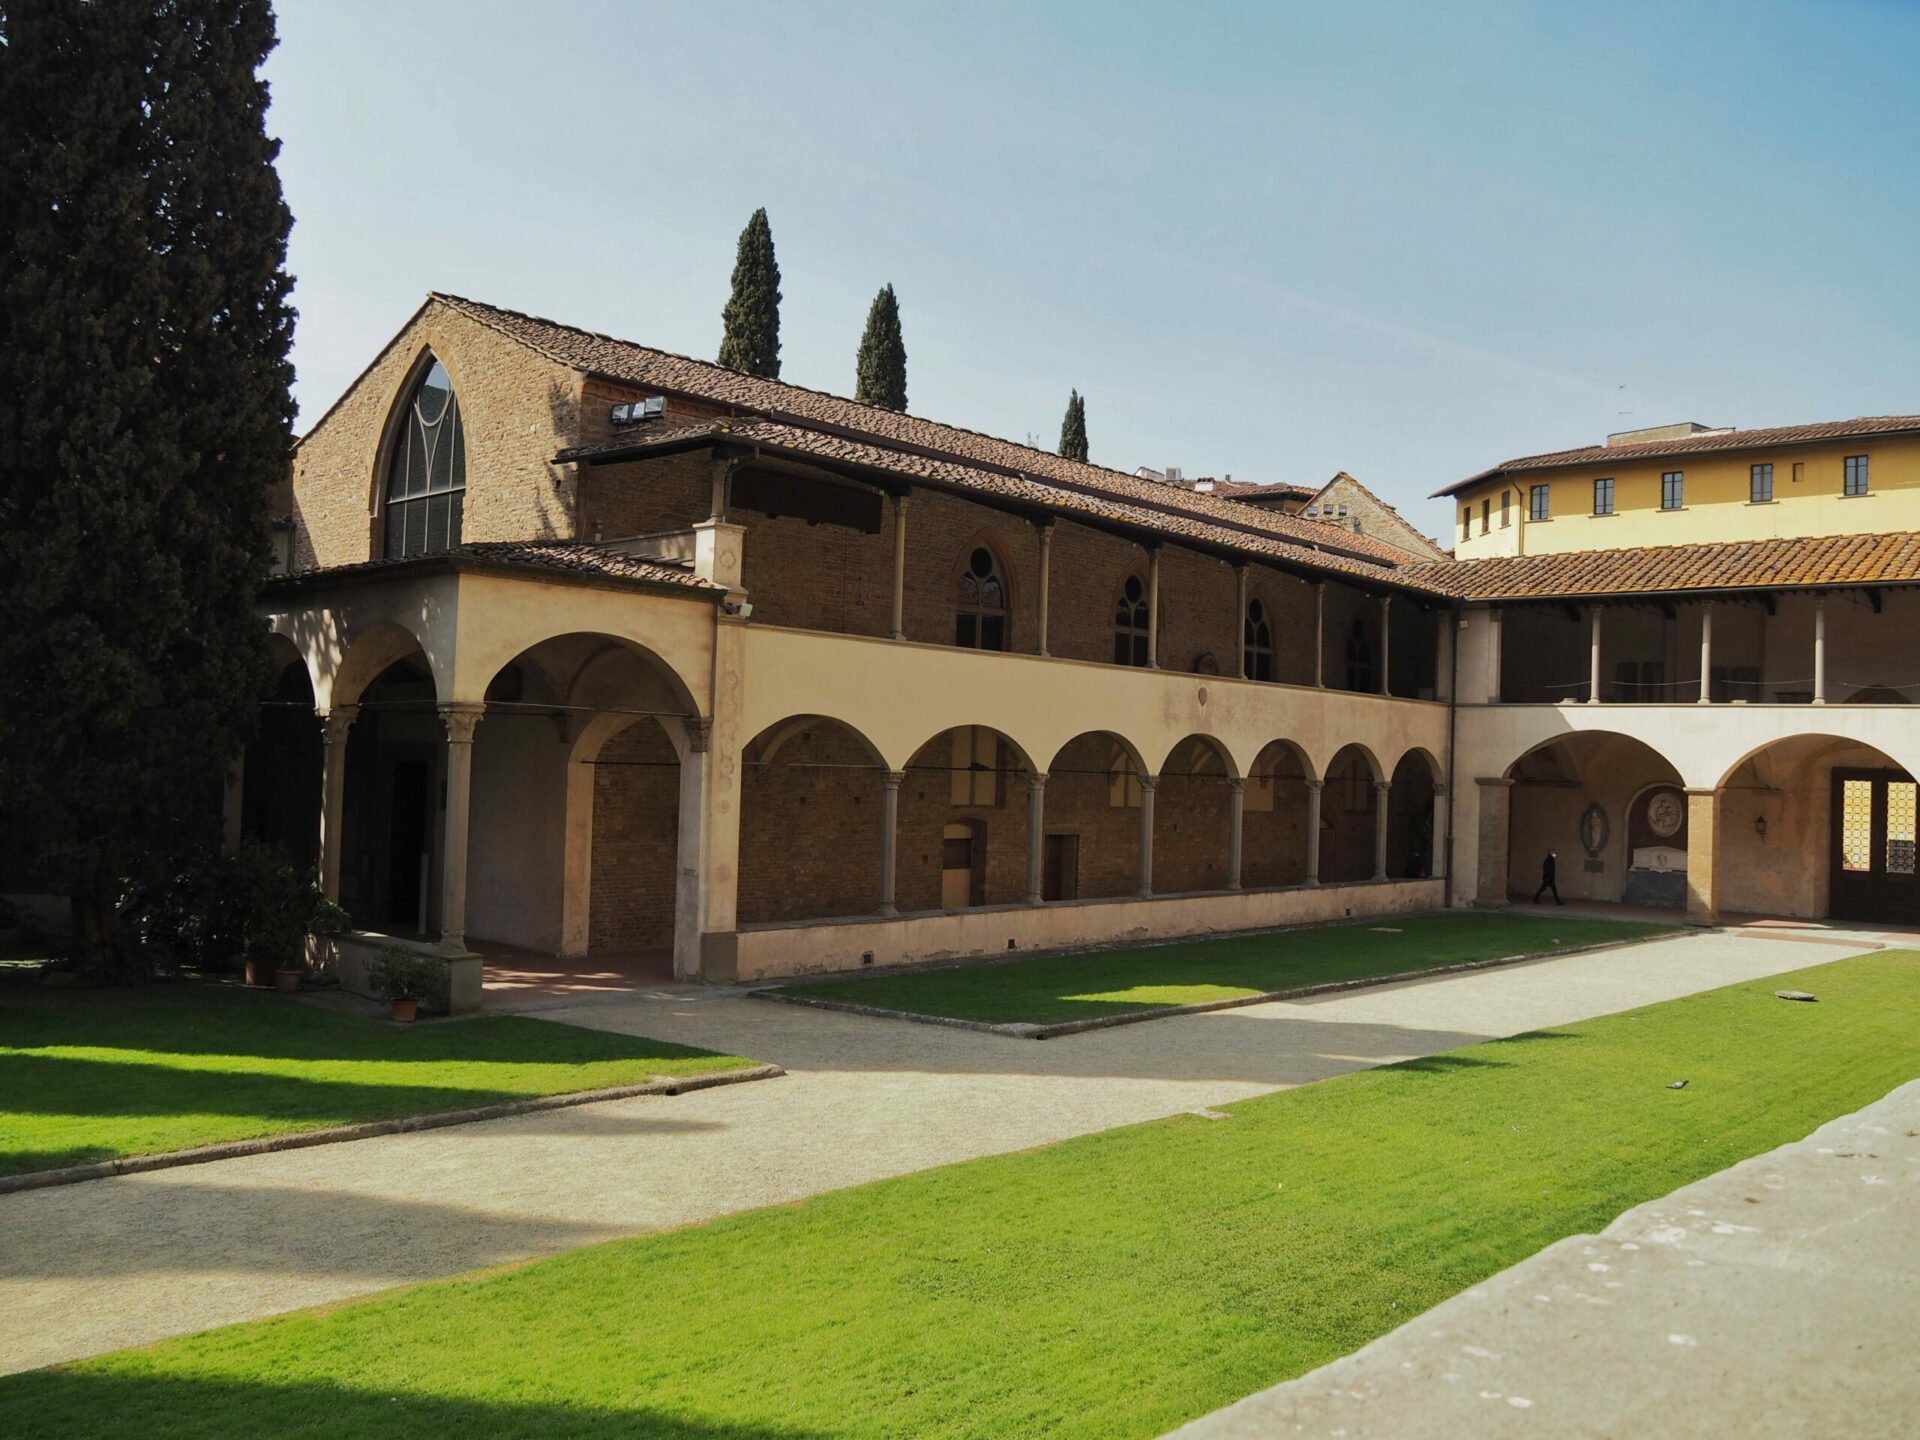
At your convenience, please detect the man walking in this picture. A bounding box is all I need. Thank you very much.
[1533,848,1563,905]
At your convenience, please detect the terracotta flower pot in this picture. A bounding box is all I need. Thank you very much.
[274,967,304,994]
[390,997,419,1023]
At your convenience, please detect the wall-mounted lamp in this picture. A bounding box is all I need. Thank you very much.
[1754,815,1769,843]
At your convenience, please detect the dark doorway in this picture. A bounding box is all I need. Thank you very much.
[1043,832,1080,902]
[386,760,431,932]
[1831,768,1919,923]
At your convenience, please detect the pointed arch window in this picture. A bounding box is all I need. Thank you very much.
[383,358,466,559]
[955,546,1008,651]
[1243,597,1274,681]
[1113,572,1150,667]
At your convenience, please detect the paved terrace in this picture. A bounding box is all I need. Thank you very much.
[0,927,1883,1375]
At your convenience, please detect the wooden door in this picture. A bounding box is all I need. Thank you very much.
[1830,769,1919,923]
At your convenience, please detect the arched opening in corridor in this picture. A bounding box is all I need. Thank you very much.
[1244,740,1313,888]
[1153,736,1236,894]
[1318,744,1382,883]
[340,657,442,934]
[1044,731,1149,900]
[1501,732,1684,907]
[738,716,887,924]
[240,641,322,872]
[895,726,1034,912]
[1386,749,1441,879]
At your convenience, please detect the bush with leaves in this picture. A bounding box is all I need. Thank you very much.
[128,840,346,976]
[367,946,449,1012]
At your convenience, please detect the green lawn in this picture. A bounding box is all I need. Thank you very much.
[779,912,1677,1025]
[5,951,1913,1440]
[0,980,752,1177]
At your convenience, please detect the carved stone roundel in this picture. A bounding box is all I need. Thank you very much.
[1647,790,1684,839]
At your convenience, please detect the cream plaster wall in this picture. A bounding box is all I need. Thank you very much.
[734,878,1444,980]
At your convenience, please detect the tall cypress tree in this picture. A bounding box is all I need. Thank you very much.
[0,0,294,960]
[717,208,781,378]
[1058,389,1089,462]
[854,283,907,412]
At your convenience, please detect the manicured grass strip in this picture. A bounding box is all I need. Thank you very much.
[6,951,1913,1440]
[778,912,1677,1025]
[0,981,751,1177]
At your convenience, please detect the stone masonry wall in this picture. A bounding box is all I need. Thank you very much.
[589,719,680,950]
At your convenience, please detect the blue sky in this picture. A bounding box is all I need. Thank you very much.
[267,0,1920,536]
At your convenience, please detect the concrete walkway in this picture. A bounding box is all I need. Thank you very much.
[1164,1077,1920,1440]
[0,927,1878,1375]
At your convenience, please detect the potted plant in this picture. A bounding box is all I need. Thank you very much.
[211,840,349,992]
[368,947,438,1023]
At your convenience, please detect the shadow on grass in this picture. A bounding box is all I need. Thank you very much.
[0,986,726,1066]
[0,1369,831,1440]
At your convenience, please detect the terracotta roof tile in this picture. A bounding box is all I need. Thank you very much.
[560,420,1452,595]
[432,293,1424,572]
[1435,415,1920,497]
[269,541,717,593]
[1409,530,1920,601]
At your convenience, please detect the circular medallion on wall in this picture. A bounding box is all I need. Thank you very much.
[1646,789,1685,839]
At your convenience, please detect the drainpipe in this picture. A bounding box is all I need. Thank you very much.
[1442,605,1460,909]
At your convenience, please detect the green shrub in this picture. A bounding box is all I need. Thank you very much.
[366,946,448,1011]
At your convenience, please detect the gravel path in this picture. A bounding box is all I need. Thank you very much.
[0,927,1872,1375]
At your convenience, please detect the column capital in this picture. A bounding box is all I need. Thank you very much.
[683,716,713,754]
[1475,775,1515,790]
[882,769,906,790]
[319,703,359,745]
[1374,779,1392,796]
[1024,769,1048,792]
[894,490,912,512]
[1683,786,1724,799]
[1226,776,1246,794]
[1137,773,1159,793]
[438,702,485,744]
[1304,778,1325,793]
[1433,782,1448,798]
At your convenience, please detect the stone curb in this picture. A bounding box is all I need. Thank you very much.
[753,930,1690,1041]
[0,1063,785,1196]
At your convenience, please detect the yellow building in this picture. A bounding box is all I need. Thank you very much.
[1436,417,1920,559]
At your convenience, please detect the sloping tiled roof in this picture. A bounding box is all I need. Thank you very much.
[266,541,717,594]
[432,293,1424,573]
[1209,478,1317,503]
[1304,471,1446,560]
[561,420,1452,594]
[1434,415,1920,498]
[1408,531,1920,601]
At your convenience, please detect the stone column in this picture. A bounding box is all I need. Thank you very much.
[1812,595,1827,705]
[670,718,711,972]
[1488,606,1505,703]
[1431,782,1449,878]
[1474,777,1513,906]
[1697,601,1714,704]
[1036,524,1054,657]
[1304,779,1324,885]
[878,770,904,916]
[1024,772,1047,905]
[436,702,484,951]
[1372,779,1392,880]
[707,456,733,521]
[890,494,910,641]
[1226,776,1245,891]
[1588,605,1604,704]
[1435,612,1456,704]
[1146,548,1163,669]
[1136,774,1158,897]
[1378,596,1392,696]
[1313,584,1327,687]
[1234,567,1249,679]
[317,704,358,901]
[1685,788,1722,924]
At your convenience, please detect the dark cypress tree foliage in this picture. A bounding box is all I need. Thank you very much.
[1058,389,1089,462]
[0,0,294,960]
[854,283,907,412]
[717,208,782,378]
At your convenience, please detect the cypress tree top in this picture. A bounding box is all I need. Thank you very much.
[854,283,908,413]
[718,207,782,378]
[1058,389,1089,462]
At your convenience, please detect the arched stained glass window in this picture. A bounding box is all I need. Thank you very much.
[1243,597,1274,681]
[384,358,466,559]
[1113,573,1150,667]
[955,546,1008,651]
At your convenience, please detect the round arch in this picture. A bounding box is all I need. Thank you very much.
[1043,729,1151,901]
[1154,735,1238,895]
[331,619,435,711]
[1244,739,1315,889]
[1385,749,1441,879]
[1319,743,1384,883]
[739,714,890,926]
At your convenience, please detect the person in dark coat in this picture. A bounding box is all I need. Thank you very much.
[1533,848,1563,905]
